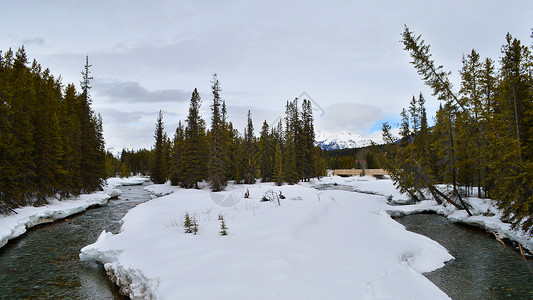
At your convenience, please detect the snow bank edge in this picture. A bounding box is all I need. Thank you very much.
[0,189,119,249]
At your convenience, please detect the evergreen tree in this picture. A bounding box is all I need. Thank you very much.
[78,56,105,192]
[0,49,106,213]
[225,122,238,181]
[258,121,274,182]
[183,89,207,188]
[283,100,299,184]
[11,47,36,203]
[458,50,485,196]
[273,143,284,186]
[169,121,185,186]
[301,99,315,181]
[400,27,533,231]
[489,34,533,231]
[150,110,167,184]
[243,110,257,184]
[59,84,83,196]
[208,74,228,191]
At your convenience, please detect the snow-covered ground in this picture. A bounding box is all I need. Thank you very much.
[315,176,533,253]
[0,176,147,249]
[80,177,459,299]
[107,176,150,187]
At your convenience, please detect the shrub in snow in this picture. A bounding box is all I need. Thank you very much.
[192,218,198,235]
[218,214,228,236]
[261,189,281,206]
[184,212,198,234]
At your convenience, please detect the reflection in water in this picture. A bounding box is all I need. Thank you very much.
[395,214,533,300]
[0,184,151,299]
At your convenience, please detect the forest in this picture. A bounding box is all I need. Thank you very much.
[381,27,533,235]
[0,47,106,214]
[145,75,327,191]
[105,75,327,190]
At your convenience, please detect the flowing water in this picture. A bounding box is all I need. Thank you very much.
[2,184,532,299]
[0,184,151,299]
[395,214,533,300]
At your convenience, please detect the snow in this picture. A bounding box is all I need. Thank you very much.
[318,176,533,253]
[106,176,150,187]
[0,177,134,249]
[315,130,379,150]
[80,177,455,300]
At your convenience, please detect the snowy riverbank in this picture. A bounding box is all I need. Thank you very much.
[80,176,533,299]
[316,176,533,253]
[0,177,147,249]
[81,177,457,299]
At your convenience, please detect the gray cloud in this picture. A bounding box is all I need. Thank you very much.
[97,107,146,124]
[2,1,530,151]
[94,79,190,104]
[315,103,384,133]
[21,37,46,46]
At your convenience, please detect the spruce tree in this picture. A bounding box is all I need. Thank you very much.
[59,84,83,197]
[0,49,106,212]
[208,74,228,191]
[183,88,207,188]
[273,143,284,186]
[169,121,185,186]
[150,110,167,184]
[243,110,257,184]
[78,56,105,192]
[283,100,299,184]
[258,121,274,182]
[301,99,315,181]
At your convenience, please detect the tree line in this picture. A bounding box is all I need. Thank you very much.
[104,149,151,178]
[0,47,106,214]
[381,27,533,235]
[149,74,326,191]
[325,146,380,170]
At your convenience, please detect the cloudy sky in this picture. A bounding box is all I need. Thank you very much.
[1,1,531,152]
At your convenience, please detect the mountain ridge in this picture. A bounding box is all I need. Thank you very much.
[315,130,379,150]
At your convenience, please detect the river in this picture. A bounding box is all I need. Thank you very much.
[0,184,151,299]
[396,213,533,300]
[1,184,532,299]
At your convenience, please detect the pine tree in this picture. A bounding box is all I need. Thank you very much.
[258,121,274,182]
[283,100,299,184]
[59,84,83,197]
[78,56,105,192]
[225,122,238,181]
[273,143,284,186]
[301,99,315,181]
[183,88,207,188]
[219,214,228,236]
[32,69,63,202]
[151,110,167,184]
[489,34,533,232]
[0,49,106,212]
[458,50,485,196]
[169,121,185,186]
[208,74,228,191]
[401,27,533,231]
[12,47,37,204]
[243,110,256,184]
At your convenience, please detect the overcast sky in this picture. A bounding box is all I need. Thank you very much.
[1,1,532,152]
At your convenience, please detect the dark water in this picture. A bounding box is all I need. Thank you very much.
[0,184,151,299]
[395,214,533,300]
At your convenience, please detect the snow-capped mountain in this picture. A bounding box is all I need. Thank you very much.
[315,130,379,150]
[106,147,122,158]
